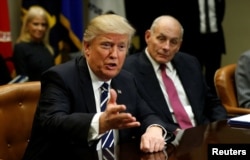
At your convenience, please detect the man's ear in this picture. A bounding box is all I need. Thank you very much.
[83,41,90,56]
[145,29,151,42]
[177,40,183,51]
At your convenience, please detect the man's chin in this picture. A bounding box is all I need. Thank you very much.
[101,72,119,81]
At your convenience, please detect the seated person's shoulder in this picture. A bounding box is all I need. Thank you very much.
[117,69,135,80]
[240,50,250,58]
[124,52,142,67]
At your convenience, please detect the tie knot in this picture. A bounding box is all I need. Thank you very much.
[101,83,109,92]
[159,64,166,71]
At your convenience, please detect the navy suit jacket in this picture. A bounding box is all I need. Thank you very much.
[22,56,169,160]
[123,51,227,132]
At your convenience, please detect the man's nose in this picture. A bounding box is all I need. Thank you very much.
[162,41,171,50]
[109,47,119,57]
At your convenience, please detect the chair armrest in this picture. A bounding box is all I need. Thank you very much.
[225,105,250,116]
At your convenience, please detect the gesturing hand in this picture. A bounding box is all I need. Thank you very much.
[99,89,141,134]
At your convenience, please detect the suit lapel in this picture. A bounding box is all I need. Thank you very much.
[172,55,194,98]
[138,53,173,121]
[77,57,97,113]
[172,53,201,114]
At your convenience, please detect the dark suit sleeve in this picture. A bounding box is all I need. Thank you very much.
[113,70,172,139]
[35,69,95,146]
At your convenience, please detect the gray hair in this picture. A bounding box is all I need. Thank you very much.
[150,15,184,40]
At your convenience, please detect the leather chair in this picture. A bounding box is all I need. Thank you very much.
[0,81,40,160]
[214,63,250,117]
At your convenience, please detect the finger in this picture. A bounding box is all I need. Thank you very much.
[118,121,141,129]
[140,137,165,153]
[158,139,166,152]
[151,137,165,152]
[115,112,135,120]
[109,104,127,114]
[154,140,165,152]
[112,113,140,128]
[108,89,117,104]
[119,115,137,123]
[140,136,150,153]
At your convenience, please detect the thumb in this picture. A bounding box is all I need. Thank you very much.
[108,89,117,105]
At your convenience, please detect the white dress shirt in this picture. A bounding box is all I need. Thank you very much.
[86,61,167,151]
[86,63,118,150]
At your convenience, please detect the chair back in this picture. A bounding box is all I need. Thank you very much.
[214,64,250,116]
[0,82,40,160]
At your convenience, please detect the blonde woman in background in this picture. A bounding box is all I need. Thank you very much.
[13,5,55,81]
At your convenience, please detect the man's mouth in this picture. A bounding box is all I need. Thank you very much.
[106,63,117,69]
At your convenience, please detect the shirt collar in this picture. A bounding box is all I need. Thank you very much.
[145,48,174,72]
[87,62,111,91]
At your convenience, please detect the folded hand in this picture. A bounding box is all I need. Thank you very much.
[140,126,165,153]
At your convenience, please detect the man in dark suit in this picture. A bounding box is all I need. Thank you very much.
[22,14,171,160]
[123,15,227,133]
[126,0,226,94]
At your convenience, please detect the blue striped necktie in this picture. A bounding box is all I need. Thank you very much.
[100,83,114,148]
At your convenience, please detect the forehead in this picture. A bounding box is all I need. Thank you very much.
[154,18,182,38]
[30,16,47,23]
[95,33,129,43]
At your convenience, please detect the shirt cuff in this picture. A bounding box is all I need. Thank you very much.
[88,112,103,141]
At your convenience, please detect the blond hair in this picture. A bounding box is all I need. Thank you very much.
[83,14,135,48]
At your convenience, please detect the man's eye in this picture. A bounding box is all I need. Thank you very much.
[118,44,127,51]
[157,36,166,42]
[170,39,181,45]
[170,40,178,45]
[101,43,111,48]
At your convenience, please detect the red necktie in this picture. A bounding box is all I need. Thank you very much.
[160,64,193,129]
